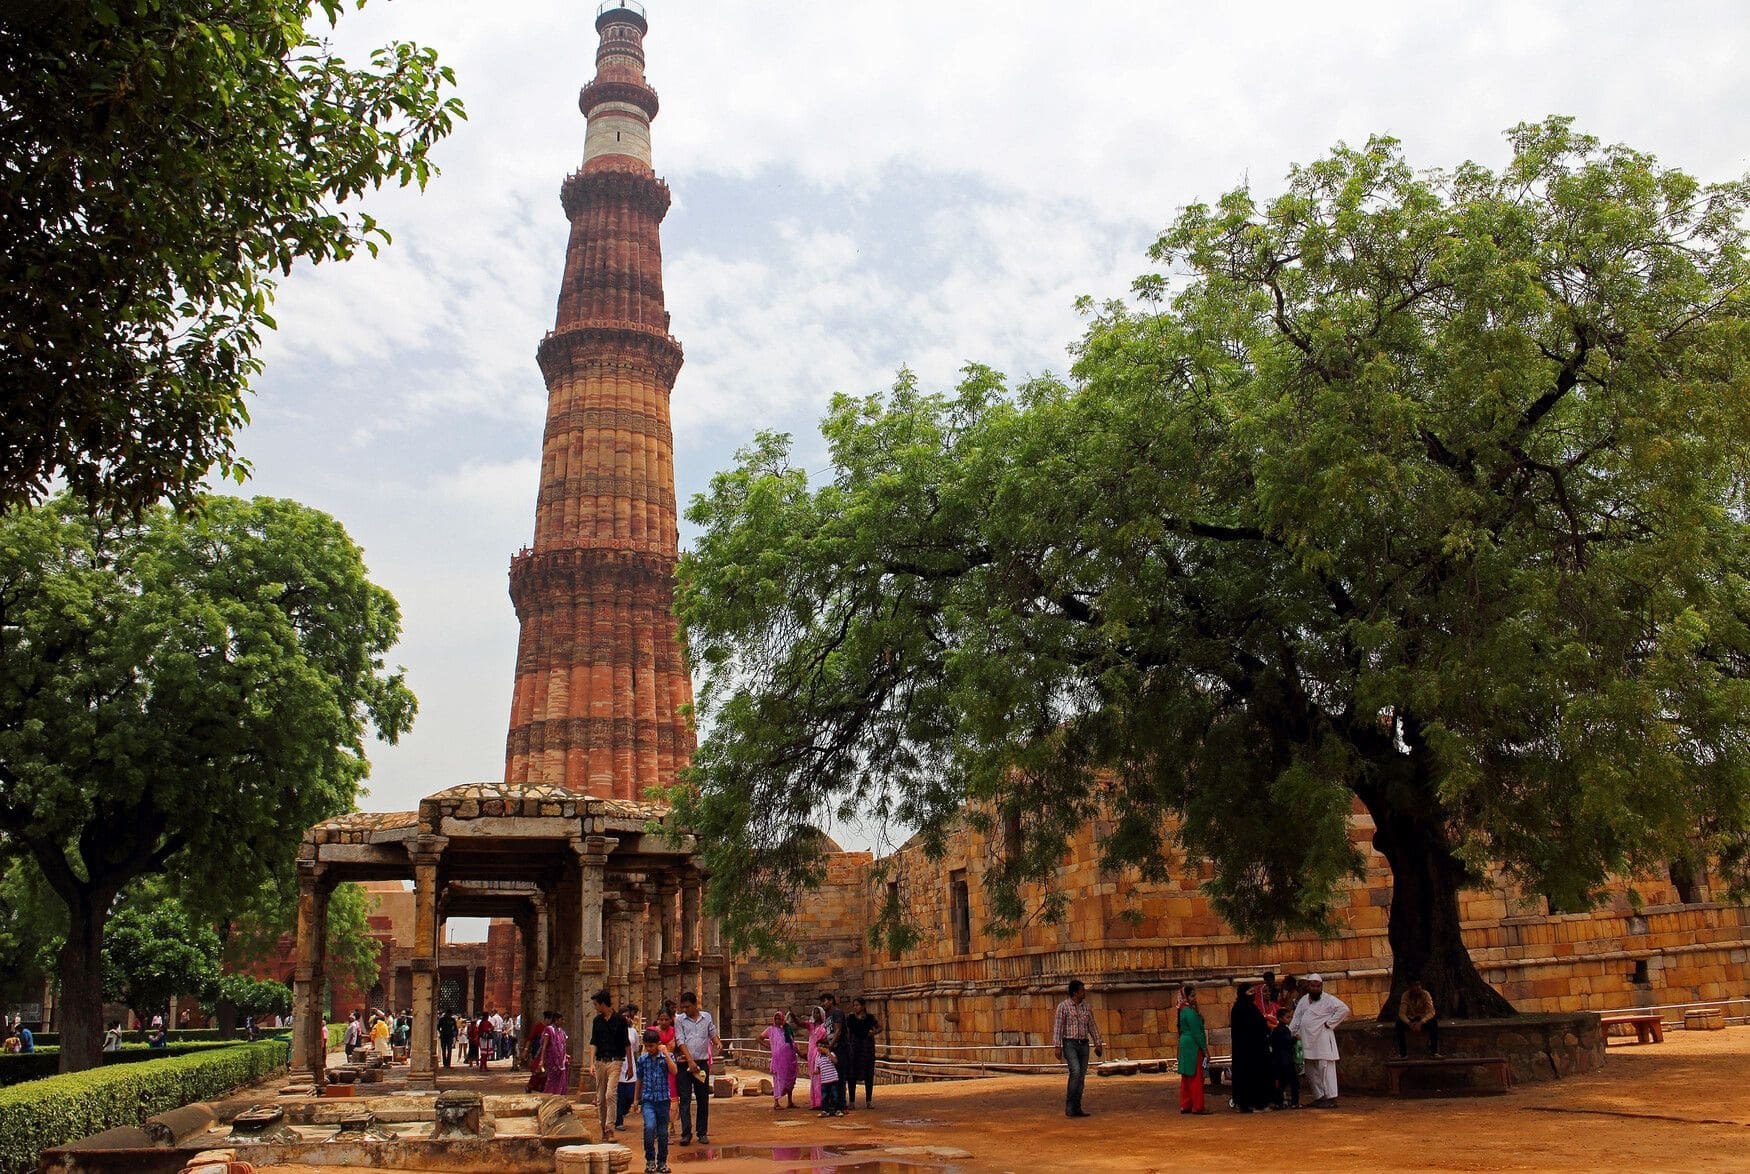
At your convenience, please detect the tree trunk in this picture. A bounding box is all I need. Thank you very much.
[57,887,109,1072]
[1365,795,1516,1022]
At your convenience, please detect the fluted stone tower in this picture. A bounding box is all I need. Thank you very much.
[506,0,695,800]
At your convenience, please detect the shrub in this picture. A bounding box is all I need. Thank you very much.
[0,1040,260,1088]
[0,1039,286,1174]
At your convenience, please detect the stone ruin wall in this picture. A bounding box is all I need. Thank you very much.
[732,807,1750,1058]
[734,850,875,1029]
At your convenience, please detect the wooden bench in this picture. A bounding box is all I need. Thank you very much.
[1385,1055,1511,1096]
[1598,1012,1664,1045]
[1204,1054,1232,1085]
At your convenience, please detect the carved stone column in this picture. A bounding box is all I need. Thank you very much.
[641,881,663,1014]
[657,875,681,1005]
[680,870,703,1000]
[623,883,649,1015]
[570,835,616,1090]
[407,836,447,1090]
[699,901,727,1024]
[608,900,633,1008]
[289,860,331,1086]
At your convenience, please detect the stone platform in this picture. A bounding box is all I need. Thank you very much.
[1336,1011,1604,1093]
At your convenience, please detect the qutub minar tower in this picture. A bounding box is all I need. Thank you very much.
[505,0,696,800]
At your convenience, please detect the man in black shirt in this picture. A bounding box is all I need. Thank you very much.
[589,990,630,1141]
[822,992,850,1113]
[438,1009,458,1069]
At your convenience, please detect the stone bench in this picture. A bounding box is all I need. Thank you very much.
[1684,1006,1727,1032]
[1598,1013,1664,1044]
[1385,1055,1511,1097]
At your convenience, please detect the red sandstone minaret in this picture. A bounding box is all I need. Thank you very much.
[505,0,695,800]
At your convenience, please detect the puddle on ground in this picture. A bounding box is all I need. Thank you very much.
[674,1143,879,1162]
[883,1118,946,1127]
[670,1143,968,1173]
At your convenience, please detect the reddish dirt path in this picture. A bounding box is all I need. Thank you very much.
[267,1028,1748,1172]
[662,1028,1749,1173]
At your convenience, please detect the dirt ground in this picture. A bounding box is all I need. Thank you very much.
[268,1028,1748,1173]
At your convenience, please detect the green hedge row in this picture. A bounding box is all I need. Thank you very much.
[22,1027,242,1048]
[0,1040,256,1088]
[0,1039,288,1174]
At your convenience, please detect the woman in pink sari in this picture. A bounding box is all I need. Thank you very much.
[806,1007,828,1110]
[764,1011,798,1110]
[541,1009,570,1095]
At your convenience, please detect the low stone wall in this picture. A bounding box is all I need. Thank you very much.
[1335,1012,1604,1094]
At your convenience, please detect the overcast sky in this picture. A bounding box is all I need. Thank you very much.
[236,1,1750,848]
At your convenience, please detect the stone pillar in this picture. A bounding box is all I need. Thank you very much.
[700,906,727,1025]
[519,897,546,1051]
[680,871,703,999]
[407,837,447,1090]
[624,884,649,1016]
[608,901,633,1009]
[570,835,616,1090]
[289,861,330,1086]
[641,882,663,1015]
[657,876,681,1006]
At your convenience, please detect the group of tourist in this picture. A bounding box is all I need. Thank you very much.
[758,992,879,1117]
[574,987,722,1174]
[1061,972,1359,1116]
[435,1006,521,1069]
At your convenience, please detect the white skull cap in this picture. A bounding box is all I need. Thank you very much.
[1306,973,1324,983]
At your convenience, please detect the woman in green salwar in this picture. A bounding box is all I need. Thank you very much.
[1175,984,1210,1114]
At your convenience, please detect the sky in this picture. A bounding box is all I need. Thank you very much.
[236,0,1750,850]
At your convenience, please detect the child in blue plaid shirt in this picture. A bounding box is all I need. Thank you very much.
[633,1028,679,1174]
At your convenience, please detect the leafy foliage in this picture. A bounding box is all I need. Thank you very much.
[0,493,415,1067]
[676,120,1750,1010]
[0,856,61,1006]
[221,878,379,996]
[0,1039,287,1173]
[207,974,291,1020]
[101,899,221,1023]
[0,0,465,514]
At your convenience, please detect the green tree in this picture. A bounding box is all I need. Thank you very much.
[0,0,465,515]
[0,854,62,1008]
[675,120,1750,1017]
[208,974,292,1022]
[222,877,380,997]
[0,494,416,1069]
[102,897,221,1027]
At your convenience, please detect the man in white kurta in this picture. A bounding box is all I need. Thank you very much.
[1290,974,1350,1107]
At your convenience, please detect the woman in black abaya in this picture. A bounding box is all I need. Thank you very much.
[1228,982,1274,1112]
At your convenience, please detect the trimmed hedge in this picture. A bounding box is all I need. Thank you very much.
[0,1041,258,1088]
[328,1022,346,1052]
[0,1039,287,1174]
[23,1028,236,1048]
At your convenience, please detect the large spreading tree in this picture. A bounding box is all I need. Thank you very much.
[0,494,415,1069]
[675,120,1750,1017]
[0,0,464,515]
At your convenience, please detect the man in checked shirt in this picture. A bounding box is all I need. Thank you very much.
[1052,978,1104,1117]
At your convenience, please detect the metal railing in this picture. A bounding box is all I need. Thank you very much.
[597,1,646,18]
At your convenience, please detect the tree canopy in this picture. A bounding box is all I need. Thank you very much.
[0,493,415,1067]
[0,0,464,514]
[675,119,1750,1015]
[102,896,221,1025]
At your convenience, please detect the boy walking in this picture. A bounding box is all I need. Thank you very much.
[634,1028,678,1174]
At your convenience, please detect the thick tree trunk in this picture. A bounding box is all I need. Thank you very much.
[1366,796,1516,1022]
[57,887,109,1072]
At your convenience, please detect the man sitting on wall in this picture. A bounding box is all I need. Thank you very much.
[1395,977,1442,1058]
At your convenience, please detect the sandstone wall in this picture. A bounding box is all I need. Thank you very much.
[732,808,1750,1059]
[735,850,875,1026]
